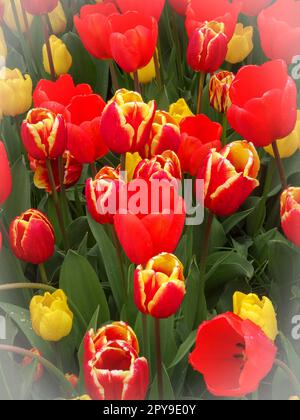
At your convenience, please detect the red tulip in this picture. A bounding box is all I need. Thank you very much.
[258,0,300,64]
[86,166,124,225]
[178,115,222,177]
[100,89,156,154]
[227,60,297,147]
[114,179,186,264]
[169,0,190,16]
[22,0,58,15]
[109,12,158,73]
[21,108,67,160]
[187,22,228,74]
[84,330,149,400]
[67,94,108,164]
[74,2,118,60]
[141,110,181,159]
[209,71,235,114]
[197,141,260,217]
[22,349,44,383]
[29,152,83,193]
[91,321,140,354]
[134,150,182,183]
[10,209,55,264]
[281,187,300,247]
[186,0,241,40]
[0,141,12,207]
[134,253,186,318]
[116,0,165,20]
[189,312,277,397]
[241,0,272,16]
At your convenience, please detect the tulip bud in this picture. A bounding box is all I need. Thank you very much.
[0,141,12,207]
[84,330,149,400]
[3,0,33,33]
[22,108,67,160]
[125,153,142,182]
[10,209,55,264]
[100,89,156,154]
[22,0,58,15]
[134,150,182,183]
[187,21,228,74]
[49,2,67,35]
[134,253,186,318]
[21,348,44,383]
[209,71,235,114]
[233,292,278,342]
[169,98,194,125]
[281,187,300,247]
[226,23,254,64]
[30,290,73,342]
[142,110,181,159]
[43,35,72,77]
[197,141,260,217]
[86,166,124,225]
[0,27,7,60]
[0,68,32,117]
[91,321,139,354]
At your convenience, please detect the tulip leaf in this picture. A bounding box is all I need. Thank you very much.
[222,207,254,234]
[59,251,110,325]
[168,330,197,369]
[148,364,175,400]
[279,332,300,380]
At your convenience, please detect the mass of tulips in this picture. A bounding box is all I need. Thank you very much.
[0,0,300,402]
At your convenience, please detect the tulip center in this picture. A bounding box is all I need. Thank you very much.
[96,347,132,372]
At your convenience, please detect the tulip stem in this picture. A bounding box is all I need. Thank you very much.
[200,212,214,274]
[38,263,49,285]
[0,344,77,397]
[142,314,149,359]
[109,61,119,92]
[90,163,98,179]
[274,359,300,396]
[42,15,56,81]
[133,71,141,95]
[45,14,54,35]
[154,50,162,89]
[155,318,164,400]
[272,141,288,190]
[221,114,228,146]
[111,226,127,298]
[46,160,70,251]
[197,72,206,115]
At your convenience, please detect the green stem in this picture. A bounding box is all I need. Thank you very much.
[120,154,126,181]
[197,72,206,115]
[111,226,127,298]
[274,359,300,396]
[90,162,97,179]
[142,313,149,359]
[200,212,214,276]
[272,141,288,190]
[154,50,162,89]
[0,217,10,248]
[109,61,119,92]
[155,318,163,400]
[221,114,228,146]
[42,14,56,81]
[38,263,48,285]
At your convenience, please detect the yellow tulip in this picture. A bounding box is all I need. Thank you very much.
[169,98,194,124]
[30,290,73,342]
[265,111,300,159]
[130,53,157,84]
[43,35,72,76]
[49,2,67,35]
[0,67,32,117]
[125,152,142,182]
[0,27,7,60]
[3,0,33,33]
[226,23,254,64]
[233,292,278,341]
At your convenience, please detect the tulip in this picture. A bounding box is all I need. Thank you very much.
[134,150,182,183]
[187,21,228,74]
[240,0,272,16]
[116,0,165,21]
[227,60,297,147]
[169,0,190,16]
[86,167,124,225]
[43,35,72,76]
[281,187,300,247]
[0,141,12,207]
[30,290,73,342]
[21,348,44,382]
[100,89,156,154]
[33,74,93,108]
[2,0,33,33]
[74,2,118,60]
[91,321,139,354]
[265,111,300,159]
[29,152,83,193]
[0,68,32,117]
[209,71,235,114]
[9,209,55,264]
[67,94,108,164]
[189,312,277,397]
[178,114,222,177]
[109,12,158,73]
[22,0,58,15]
[49,2,67,35]
[169,99,194,125]
[258,0,300,64]
[125,152,142,182]
[225,23,253,64]
[21,108,67,160]
[141,110,181,159]
[114,179,186,264]
[134,253,186,318]
[186,0,241,40]
[233,292,278,342]
[0,27,7,59]
[197,141,260,217]
[130,55,157,85]
[84,330,149,400]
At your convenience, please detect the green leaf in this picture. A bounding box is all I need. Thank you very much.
[149,364,175,400]
[223,208,254,234]
[279,332,300,379]
[60,251,110,325]
[169,330,197,369]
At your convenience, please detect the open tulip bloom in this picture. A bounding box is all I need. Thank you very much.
[0,0,300,403]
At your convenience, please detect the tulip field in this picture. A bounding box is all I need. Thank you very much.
[1,0,300,402]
